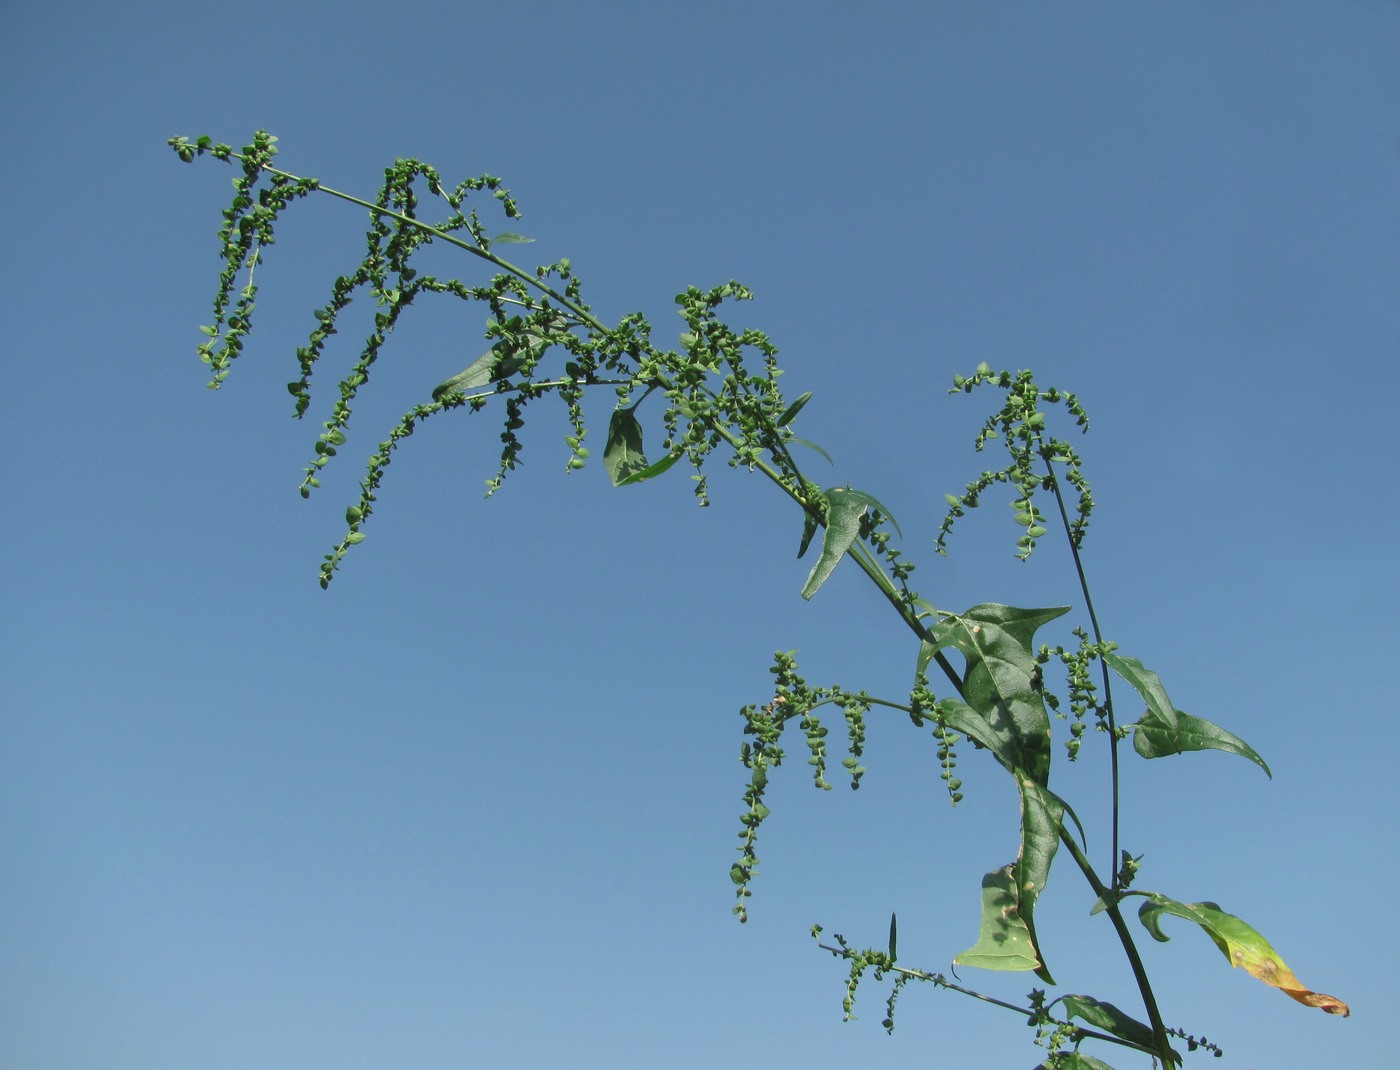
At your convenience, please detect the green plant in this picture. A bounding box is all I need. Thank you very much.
[170,130,1349,1068]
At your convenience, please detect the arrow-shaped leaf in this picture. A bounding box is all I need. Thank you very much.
[1137,894,1348,1015]
[934,727,1063,981]
[799,488,867,600]
[924,604,1070,786]
[1132,707,1271,776]
[953,864,1042,973]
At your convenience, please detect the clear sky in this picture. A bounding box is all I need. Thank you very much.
[3,3,1397,1068]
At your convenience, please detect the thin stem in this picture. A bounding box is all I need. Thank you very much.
[1040,448,1121,885]
[814,943,1160,1058]
[231,153,608,335]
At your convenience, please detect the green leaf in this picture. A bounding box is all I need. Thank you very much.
[1137,894,1349,1016]
[776,390,813,426]
[1132,707,1270,776]
[1012,778,1062,983]
[942,777,1063,982]
[800,488,867,600]
[953,865,1041,972]
[603,407,649,486]
[788,436,834,465]
[616,449,683,486]
[432,329,546,400]
[1059,995,1155,1050]
[489,231,535,244]
[432,350,503,399]
[1034,1055,1119,1070]
[887,912,898,963]
[924,604,1070,785]
[344,531,367,545]
[830,487,902,538]
[1103,653,1177,730]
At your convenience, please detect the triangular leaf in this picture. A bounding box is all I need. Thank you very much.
[953,865,1041,972]
[603,407,648,486]
[799,488,867,600]
[1132,707,1270,776]
[1103,653,1177,730]
[1137,894,1349,1016]
[940,772,1062,981]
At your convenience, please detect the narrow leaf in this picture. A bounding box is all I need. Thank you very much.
[788,436,834,465]
[888,912,898,963]
[1132,707,1271,776]
[776,390,813,426]
[603,407,648,486]
[616,449,683,486]
[953,865,1041,972]
[1103,653,1177,730]
[1137,894,1349,1016]
[796,511,819,559]
[800,488,867,600]
[489,231,535,244]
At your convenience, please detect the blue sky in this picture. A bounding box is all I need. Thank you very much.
[3,2,1397,1067]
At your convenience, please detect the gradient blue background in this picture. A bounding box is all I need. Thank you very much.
[4,3,1396,1067]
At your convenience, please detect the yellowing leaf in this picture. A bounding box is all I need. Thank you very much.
[1137,895,1349,1017]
